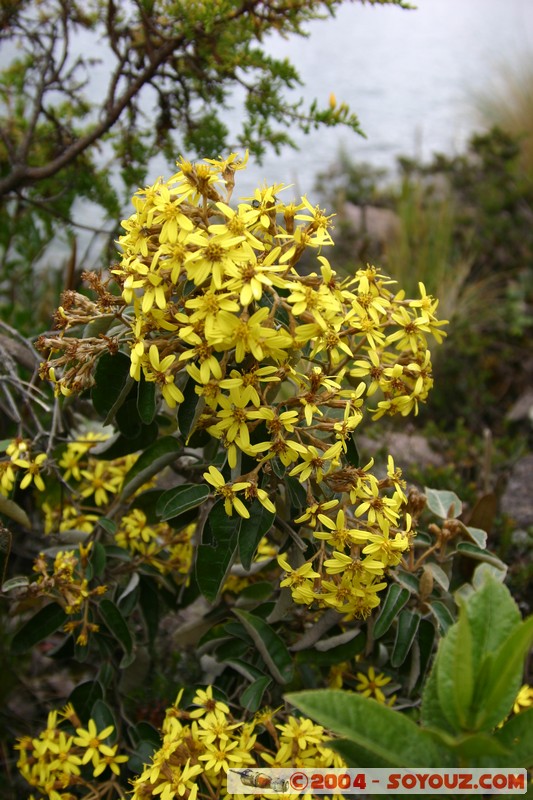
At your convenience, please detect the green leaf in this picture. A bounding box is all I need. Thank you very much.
[241,676,272,713]
[156,484,210,521]
[455,542,507,568]
[89,541,106,578]
[285,476,307,510]
[345,434,359,467]
[238,499,275,570]
[98,598,133,657]
[428,600,455,634]
[177,379,204,440]
[91,351,132,422]
[391,609,421,668]
[120,436,181,499]
[420,661,457,735]
[436,606,474,732]
[373,584,410,639]
[234,609,294,684]
[286,690,441,767]
[137,373,157,425]
[196,500,241,603]
[463,574,521,678]
[492,708,533,768]
[0,496,31,529]
[295,632,366,667]
[423,561,450,591]
[415,618,437,690]
[2,575,29,592]
[447,732,511,765]
[462,524,488,549]
[473,615,533,731]
[0,524,12,585]
[425,487,462,519]
[139,577,160,644]
[69,681,104,724]
[11,603,68,654]
[98,517,117,536]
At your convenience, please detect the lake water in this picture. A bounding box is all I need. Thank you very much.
[11,0,533,260]
[214,0,533,200]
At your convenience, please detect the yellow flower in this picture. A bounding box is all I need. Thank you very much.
[73,718,115,766]
[189,685,230,719]
[15,453,47,491]
[355,666,392,704]
[203,466,251,518]
[513,684,533,715]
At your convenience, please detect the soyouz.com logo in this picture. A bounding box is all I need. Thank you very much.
[227,768,528,794]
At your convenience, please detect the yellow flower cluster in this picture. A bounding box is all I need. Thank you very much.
[30,543,107,645]
[15,705,128,799]
[278,455,411,619]
[41,155,446,619]
[115,510,194,576]
[130,686,345,800]
[0,438,47,495]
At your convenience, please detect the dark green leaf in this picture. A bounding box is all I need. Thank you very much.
[456,542,507,569]
[285,476,307,510]
[98,517,117,536]
[0,524,12,586]
[234,609,294,684]
[120,436,181,499]
[238,499,275,570]
[98,598,133,656]
[137,373,157,425]
[241,676,272,713]
[92,351,132,422]
[130,722,161,750]
[345,434,360,467]
[89,542,107,578]
[225,658,265,683]
[196,500,241,603]
[393,569,420,592]
[11,603,68,654]
[373,584,410,639]
[295,632,366,667]
[69,681,104,724]
[415,618,436,690]
[391,609,421,668]
[177,378,204,440]
[115,396,144,439]
[156,484,210,521]
[139,577,161,644]
[428,600,455,634]
[286,690,442,767]
[234,582,275,606]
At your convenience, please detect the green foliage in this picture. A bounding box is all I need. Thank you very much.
[288,574,533,768]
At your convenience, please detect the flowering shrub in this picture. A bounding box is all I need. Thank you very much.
[6,155,525,799]
[37,153,446,621]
